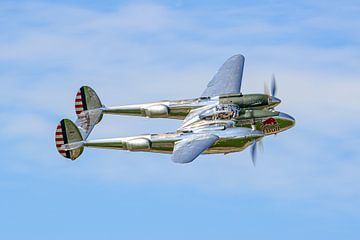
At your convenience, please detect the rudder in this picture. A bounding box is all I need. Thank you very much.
[55,119,84,160]
[75,86,104,140]
[75,86,103,117]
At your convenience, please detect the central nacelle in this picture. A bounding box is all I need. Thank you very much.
[198,104,278,122]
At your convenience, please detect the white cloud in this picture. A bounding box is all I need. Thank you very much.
[1,1,360,208]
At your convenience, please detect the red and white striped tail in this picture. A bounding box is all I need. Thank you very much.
[55,119,84,160]
[75,89,85,116]
[55,122,69,158]
[74,86,102,118]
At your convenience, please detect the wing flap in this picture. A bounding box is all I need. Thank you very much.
[172,134,219,163]
[201,54,245,97]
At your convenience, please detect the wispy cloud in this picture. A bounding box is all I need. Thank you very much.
[1,1,360,211]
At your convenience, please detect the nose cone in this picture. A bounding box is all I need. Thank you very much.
[279,112,296,130]
[279,112,295,122]
[269,96,281,107]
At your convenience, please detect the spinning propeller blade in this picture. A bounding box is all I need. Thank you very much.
[264,74,277,97]
[264,74,280,108]
[250,140,257,166]
[264,82,270,96]
[250,138,264,167]
[271,74,277,97]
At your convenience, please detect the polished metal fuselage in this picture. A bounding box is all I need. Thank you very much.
[102,93,280,120]
[85,127,262,154]
[85,93,293,156]
[103,98,213,120]
[84,111,295,155]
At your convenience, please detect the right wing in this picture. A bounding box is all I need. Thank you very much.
[172,134,219,163]
[201,54,245,97]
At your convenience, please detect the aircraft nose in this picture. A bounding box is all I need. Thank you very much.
[269,96,281,107]
[279,112,296,129]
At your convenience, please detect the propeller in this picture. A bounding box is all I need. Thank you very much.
[264,74,277,97]
[264,74,280,108]
[250,139,264,167]
[250,140,257,166]
[271,74,277,97]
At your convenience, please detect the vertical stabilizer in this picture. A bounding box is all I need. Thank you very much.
[75,86,103,117]
[55,119,84,160]
[74,86,104,139]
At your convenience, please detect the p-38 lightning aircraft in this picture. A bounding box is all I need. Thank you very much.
[55,54,295,165]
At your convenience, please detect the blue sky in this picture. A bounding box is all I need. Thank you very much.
[1,0,360,239]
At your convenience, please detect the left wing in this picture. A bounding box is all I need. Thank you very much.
[172,134,219,163]
[201,54,245,97]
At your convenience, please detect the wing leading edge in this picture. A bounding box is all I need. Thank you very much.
[172,134,219,163]
[201,54,245,97]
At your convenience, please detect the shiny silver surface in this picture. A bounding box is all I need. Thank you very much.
[269,96,281,108]
[201,54,245,97]
[125,138,151,151]
[103,98,216,120]
[143,104,169,118]
[172,134,219,163]
[84,127,264,156]
[234,111,295,135]
[56,54,295,163]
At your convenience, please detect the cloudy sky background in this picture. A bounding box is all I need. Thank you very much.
[1,0,360,239]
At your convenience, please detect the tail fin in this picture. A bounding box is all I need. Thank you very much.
[75,86,103,117]
[55,119,84,160]
[75,86,104,140]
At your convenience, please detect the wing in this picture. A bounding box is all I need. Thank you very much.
[201,54,245,97]
[172,134,219,163]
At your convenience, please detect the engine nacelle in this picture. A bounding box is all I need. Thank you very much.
[220,93,269,108]
[125,138,151,151]
[143,104,169,118]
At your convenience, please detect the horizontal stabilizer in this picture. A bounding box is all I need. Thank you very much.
[76,108,103,140]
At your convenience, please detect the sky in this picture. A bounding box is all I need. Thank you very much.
[1,0,360,239]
